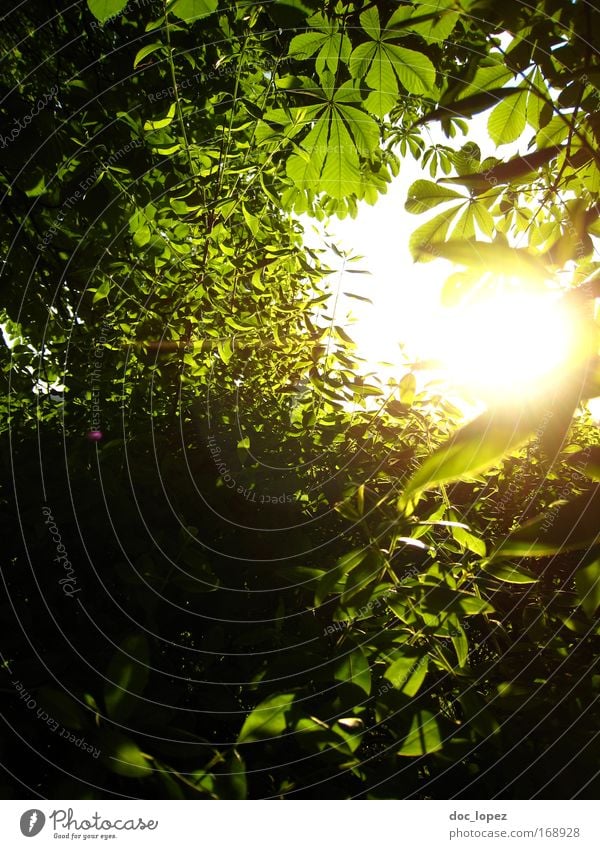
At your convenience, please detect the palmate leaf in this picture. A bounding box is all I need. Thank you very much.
[288,30,332,60]
[451,205,476,240]
[286,87,379,198]
[358,6,381,40]
[458,61,514,100]
[288,15,351,78]
[334,102,380,156]
[350,7,436,116]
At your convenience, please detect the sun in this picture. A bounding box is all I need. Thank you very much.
[308,162,587,410]
[421,288,577,403]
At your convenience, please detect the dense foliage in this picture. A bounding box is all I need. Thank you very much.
[1,0,599,799]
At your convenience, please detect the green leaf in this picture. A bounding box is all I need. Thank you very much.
[412,238,549,282]
[400,405,542,503]
[217,338,233,364]
[100,731,151,778]
[491,487,600,557]
[364,45,399,118]
[417,87,520,125]
[452,525,486,557]
[488,89,529,145]
[23,172,47,198]
[87,0,128,24]
[315,548,367,606]
[286,151,321,193]
[399,372,416,404]
[342,549,383,603]
[133,43,165,68]
[104,635,150,722]
[319,113,362,198]
[334,103,380,154]
[409,206,460,261]
[288,31,330,60]
[133,225,151,248]
[459,63,514,100]
[451,205,476,241]
[405,180,464,214]
[238,693,295,743]
[37,687,86,730]
[228,750,247,799]
[92,279,111,304]
[406,0,459,43]
[576,556,600,618]
[359,6,381,40]
[384,653,428,696]
[350,31,435,114]
[381,44,436,96]
[472,201,495,237]
[397,709,443,756]
[482,562,538,583]
[334,645,371,695]
[170,0,218,22]
[288,17,350,78]
[451,623,469,667]
[567,446,600,482]
[422,586,494,616]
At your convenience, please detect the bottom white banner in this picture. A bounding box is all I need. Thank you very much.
[0,800,597,848]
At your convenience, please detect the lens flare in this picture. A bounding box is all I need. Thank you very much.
[425,291,576,401]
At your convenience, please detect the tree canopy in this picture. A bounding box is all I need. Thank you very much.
[1,0,599,799]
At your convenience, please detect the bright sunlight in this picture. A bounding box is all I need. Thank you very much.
[402,286,576,402]
[312,124,588,411]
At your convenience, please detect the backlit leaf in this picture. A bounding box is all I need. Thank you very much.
[491,487,600,557]
[405,180,464,214]
[488,89,529,145]
[397,709,444,756]
[238,693,295,743]
[482,562,538,583]
[576,556,600,618]
[400,405,543,503]
[170,0,218,22]
[87,0,128,24]
[104,635,150,722]
[334,645,372,695]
